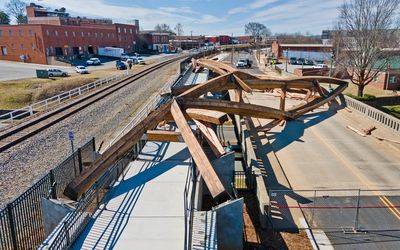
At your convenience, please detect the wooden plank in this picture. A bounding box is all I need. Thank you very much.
[182,98,294,120]
[193,119,225,157]
[144,130,183,142]
[64,100,173,200]
[170,100,229,202]
[163,108,228,125]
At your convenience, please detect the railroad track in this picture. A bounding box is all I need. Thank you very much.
[0,56,187,153]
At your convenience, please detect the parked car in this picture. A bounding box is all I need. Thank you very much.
[314,60,325,64]
[121,53,129,61]
[289,57,297,64]
[86,58,101,65]
[305,59,314,65]
[313,63,328,69]
[296,58,305,65]
[236,58,252,68]
[46,68,68,77]
[116,61,127,70]
[75,65,89,74]
[137,57,145,65]
[126,57,138,64]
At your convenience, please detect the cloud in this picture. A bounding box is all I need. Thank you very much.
[196,14,226,24]
[159,6,195,14]
[228,0,279,15]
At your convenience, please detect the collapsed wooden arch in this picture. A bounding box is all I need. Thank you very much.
[64,58,348,203]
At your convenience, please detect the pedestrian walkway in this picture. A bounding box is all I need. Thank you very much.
[73,140,191,249]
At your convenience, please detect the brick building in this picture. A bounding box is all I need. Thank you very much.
[139,31,170,52]
[170,35,205,50]
[0,4,139,64]
[271,40,333,60]
[204,35,232,46]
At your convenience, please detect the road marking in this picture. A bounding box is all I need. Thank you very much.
[379,196,400,220]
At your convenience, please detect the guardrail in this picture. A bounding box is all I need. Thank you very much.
[343,95,400,132]
[183,160,195,250]
[0,73,129,125]
[0,138,95,250]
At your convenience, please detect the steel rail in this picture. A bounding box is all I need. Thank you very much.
[0,56,187,153]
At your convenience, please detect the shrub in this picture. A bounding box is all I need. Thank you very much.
[346,93,376,101]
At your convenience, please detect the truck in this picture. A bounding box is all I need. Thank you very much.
[98,47,125,59]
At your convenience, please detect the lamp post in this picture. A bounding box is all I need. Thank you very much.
[285,49,289,72]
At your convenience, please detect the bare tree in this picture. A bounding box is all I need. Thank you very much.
[5,0,27,24]
[245,22,271,42]
[174,23,184,49]
[336,0,400,97]
[154,23,173,33]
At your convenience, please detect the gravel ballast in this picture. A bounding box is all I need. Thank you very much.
[0,62,180,207]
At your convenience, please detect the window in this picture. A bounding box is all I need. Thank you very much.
[11,43,15,49]
[0,30,2,37]
[100,33,103,38]
[55,30,59,36]
[1,46,7,55]
[130,29,132,34]
[29,30,33,36]
[118,27,121,33]
[81,31,84,37]
[72,31,76,37]
[107,33,110,38]
[124,28,127,33]
[95,32,98,38]
[32,43,36,50]
[65,31,68,37]
[9,30,12,36]
[46,30,50,36]
[88,32,91,37]
[19,30,23,36]
[389,76,397,84]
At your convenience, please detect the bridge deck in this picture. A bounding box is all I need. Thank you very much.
[73,140,191,250]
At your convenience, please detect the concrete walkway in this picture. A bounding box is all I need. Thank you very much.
[73,140,191,250]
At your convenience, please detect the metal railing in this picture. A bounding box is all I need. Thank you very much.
[268,188,400,231]
[184,160,196,250]
[0,138,96,250]
[233,170,256,192]
[42,140,146,250]
[0,73,128,125]
[343,95,400,132]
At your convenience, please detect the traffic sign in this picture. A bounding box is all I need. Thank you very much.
[68,130,74,141]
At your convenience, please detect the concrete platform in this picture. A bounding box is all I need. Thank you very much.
[73,141,191,250]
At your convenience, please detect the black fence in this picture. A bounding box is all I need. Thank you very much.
[233,170,256,193]
[0,138,96,250]
[43,140,146,250]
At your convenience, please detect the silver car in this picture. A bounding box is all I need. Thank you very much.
[47,68,68,77]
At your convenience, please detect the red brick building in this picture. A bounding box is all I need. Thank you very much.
[271,40,332,59]
[139,31,170,52]
[0,4,139,64]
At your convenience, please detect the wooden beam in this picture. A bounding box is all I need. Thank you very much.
[193,119,225,157]
[181,98,294,120]
[144,130,183,142]
[64,100,173,200]
[233,74,253,93]
[163,108,229,125]
[280,86,287,111]
[179,73,233,98]
[170,100,229,202]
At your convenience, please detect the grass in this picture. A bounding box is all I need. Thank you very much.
[381,105,400,119]
[343,81,396,97]
[0,66,142,110]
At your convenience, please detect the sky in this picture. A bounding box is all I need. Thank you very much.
[0,0,344,36]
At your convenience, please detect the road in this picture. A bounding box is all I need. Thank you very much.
[222,51,264,75]
[246,92,400,249]
[0,53,176,81]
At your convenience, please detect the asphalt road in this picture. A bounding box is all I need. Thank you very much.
[223,51,264,75]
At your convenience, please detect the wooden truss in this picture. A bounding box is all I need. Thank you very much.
[64,58,348,203]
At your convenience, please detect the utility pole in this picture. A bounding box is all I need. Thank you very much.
[231,33,234,65]
[285,49,289,72]
[191,31,193,49]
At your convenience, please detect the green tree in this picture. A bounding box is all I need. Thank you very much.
[0,10,10,24]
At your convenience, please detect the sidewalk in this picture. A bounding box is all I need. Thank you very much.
[73,140,191,249]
